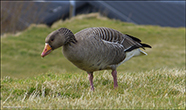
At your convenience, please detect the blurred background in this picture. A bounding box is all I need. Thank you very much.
[1,0,185,36]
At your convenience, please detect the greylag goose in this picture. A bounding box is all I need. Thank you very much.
[41,27,151,90]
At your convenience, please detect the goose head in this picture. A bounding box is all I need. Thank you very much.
[41,28,76,57]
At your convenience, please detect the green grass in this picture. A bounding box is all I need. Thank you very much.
[1,68,185,109]
[1,13,185,109]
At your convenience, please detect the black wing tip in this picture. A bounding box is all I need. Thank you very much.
[125,44,151,52]
[141,43,152,48]
[125,34,141,43]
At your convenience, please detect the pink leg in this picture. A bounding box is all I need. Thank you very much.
[88,72,94,91]
[111,70,118,88]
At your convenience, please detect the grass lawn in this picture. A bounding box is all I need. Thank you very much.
[1,13,185,109]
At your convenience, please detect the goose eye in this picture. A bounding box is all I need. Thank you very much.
[51,38,54,42]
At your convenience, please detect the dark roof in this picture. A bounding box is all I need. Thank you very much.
[85,1,185,27]
[43,1,185,27]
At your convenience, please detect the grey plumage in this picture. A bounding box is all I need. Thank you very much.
[63,27,150,72]
[41,27,151,90]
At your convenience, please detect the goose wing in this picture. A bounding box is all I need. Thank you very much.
[91,27,151,52]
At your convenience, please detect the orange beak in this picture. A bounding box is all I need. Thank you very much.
[41,43,52,57]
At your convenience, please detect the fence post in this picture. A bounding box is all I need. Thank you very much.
[69,0,75,18]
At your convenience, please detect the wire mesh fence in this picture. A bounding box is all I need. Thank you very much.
[1,2,55,35]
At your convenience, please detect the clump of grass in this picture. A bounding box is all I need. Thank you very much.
[1,68,185,109]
